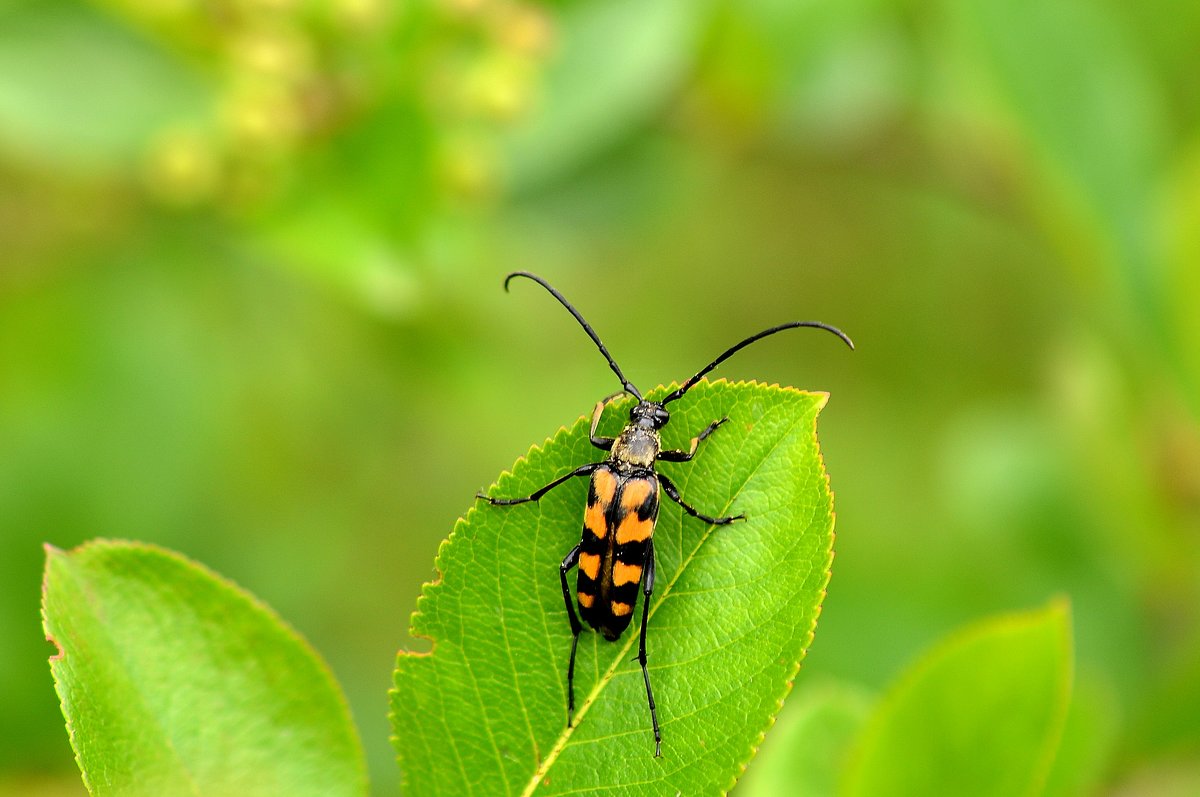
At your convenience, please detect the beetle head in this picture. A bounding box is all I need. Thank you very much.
[630,401,670,430]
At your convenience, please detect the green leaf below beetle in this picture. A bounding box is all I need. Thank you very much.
[391,380,837,796]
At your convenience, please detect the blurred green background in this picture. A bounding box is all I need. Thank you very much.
[2,0,1199,794]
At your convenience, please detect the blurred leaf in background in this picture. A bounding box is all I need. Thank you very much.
[740,600,1075,797]
[2,0,1199,795]
[843,600,1073,796]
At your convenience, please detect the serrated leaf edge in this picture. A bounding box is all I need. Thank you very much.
[520,383,831,796]
[722,392,833,796]
[393,379,827,655]
[390,380,836,796]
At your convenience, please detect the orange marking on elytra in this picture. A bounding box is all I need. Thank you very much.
[610,601,633,616]
[613,561,643,586]
[615,516,653,545]
[592,469,618,504]
[577,592,594,608]
[584,502,607,539]
[620,480,653,511]
[578,552,601,580]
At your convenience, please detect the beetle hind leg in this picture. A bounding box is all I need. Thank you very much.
[637,540,662,757]
[559,543,584,725]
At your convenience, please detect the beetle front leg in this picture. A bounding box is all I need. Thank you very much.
[657,417,729,462]
[477,462,600,505]
[589,390,628,451]
[658,473,744,525]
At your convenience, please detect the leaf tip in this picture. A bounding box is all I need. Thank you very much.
[1045,593,1073,622]
[41,540,60,578]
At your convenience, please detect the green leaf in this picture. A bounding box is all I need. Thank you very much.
[842,600,1074,797]
[391,380,836,795]
[737,680,874,797]
[42,540,368,797]
[1041,677,1119,797]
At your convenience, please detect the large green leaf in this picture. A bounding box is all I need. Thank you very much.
[391,380,836,795]
[42,540,368,797]
[842,600,1074,797]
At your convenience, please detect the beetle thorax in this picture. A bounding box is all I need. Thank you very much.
[610,425,660,468]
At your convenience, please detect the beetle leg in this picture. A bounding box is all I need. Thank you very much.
[637,539,662,757]
[477,462,600,505]
[589,392,626,451]
[657,417,728,462]
[559,543,583,725]
[658,473,744,525]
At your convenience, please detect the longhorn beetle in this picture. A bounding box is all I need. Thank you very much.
[477,271,853,757]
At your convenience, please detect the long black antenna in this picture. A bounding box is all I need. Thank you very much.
[504,272,643,400]
[662,321,854,405]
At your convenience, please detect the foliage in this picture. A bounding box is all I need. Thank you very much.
[740,602,1075,797]
[392,382,833,795]
[843,600,1073,796]
[735,681,872,797]
[41,540,367,797]
[4,0,1200,794]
